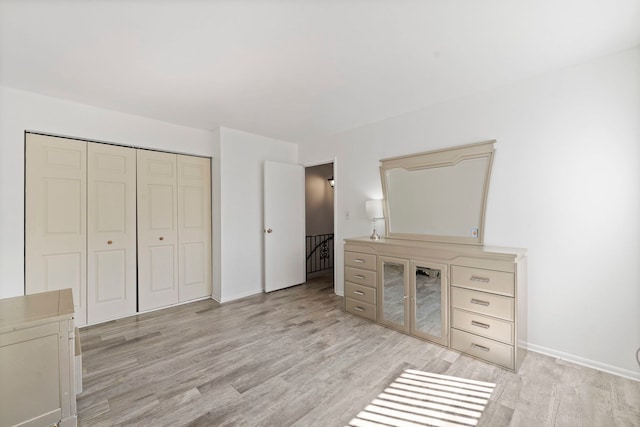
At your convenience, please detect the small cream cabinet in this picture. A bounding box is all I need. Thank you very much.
[0,289,78,427]
[344,237,527,372]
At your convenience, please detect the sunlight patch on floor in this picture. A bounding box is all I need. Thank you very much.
[348,369,496,427]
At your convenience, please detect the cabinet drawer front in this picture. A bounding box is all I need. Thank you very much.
[345,282,377,305]
[345,252,377,271]
[345,267,376,287]
[451,329,514,370]
[452,266,514,296]
[451,308,514,344]
[345,298,376,321]
[451,287,514,321]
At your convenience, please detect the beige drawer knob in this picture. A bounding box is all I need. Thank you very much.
[471,343,491,352]
[471,320,490,329]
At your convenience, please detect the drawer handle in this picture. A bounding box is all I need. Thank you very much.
[353,291,365,296]
[354,259,365,263]
[354,274,366,279]
[470,276,490,283]
[471,298,490,306]
[471,320,490,329]
[471,343,491,352]
[354,306,365,312]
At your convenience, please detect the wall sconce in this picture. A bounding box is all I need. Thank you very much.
[328,176,335,188]
[365,199,384,240]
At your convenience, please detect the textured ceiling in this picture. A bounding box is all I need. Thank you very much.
[1,0,638,143]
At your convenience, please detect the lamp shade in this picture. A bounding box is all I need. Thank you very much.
[365,199,384,219]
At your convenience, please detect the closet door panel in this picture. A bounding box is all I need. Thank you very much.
[25,134,87,325]
[87,144,137,323]
[137,150,179,311]
[177,155,211,302]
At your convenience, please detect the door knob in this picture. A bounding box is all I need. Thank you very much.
[159,236,164,241]
[107,240,113,245]
[265,228,273,234]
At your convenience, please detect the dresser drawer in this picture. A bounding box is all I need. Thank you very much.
[345,298,376,321]
[345,267,376,287]
[451,329,514,370]
[451,287,514,321]
[345,282,377,305]
[345,251,377,271]
[452,266,514,297]
[451,308,514,345]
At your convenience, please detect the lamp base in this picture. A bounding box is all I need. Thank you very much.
[369,218,381,240]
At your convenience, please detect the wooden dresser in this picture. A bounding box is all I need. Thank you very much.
[0,289,78,427]
[344,237,527,372]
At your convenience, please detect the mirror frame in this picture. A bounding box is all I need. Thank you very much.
[379,140,495,245]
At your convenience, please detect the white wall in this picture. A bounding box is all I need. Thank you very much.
[211,128,223,302]
[300,47,640,379]
[0,86,217,299]
[218,127,298,302]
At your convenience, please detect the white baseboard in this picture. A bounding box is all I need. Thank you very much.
[218,289,264,303]
[526,342,640,382]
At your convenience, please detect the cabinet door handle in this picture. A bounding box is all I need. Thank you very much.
[471,343,490,352]
[353,291,365,296]
[354,274,365,279]
[471,320,490,329]
[354,259,365,263]
[470,276,490,283]
[471,298,490,306]
[354,306,365,312]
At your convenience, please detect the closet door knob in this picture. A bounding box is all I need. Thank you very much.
[159,236,164,241]
[107,240,113,245]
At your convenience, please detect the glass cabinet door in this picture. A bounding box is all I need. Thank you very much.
[379,257,409,331]
[411,261,448,346]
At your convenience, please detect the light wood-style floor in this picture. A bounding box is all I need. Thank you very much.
[77,275,640,426]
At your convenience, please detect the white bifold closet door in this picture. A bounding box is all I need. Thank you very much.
[177,155,212,302]
[26,135,212,323]
[137,150,180,311]
[25,133,88,325]
[87,143,137,323]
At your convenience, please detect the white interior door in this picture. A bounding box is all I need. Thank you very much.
[177,154,212,302]
[87,143,137,323]
[264,161,305,292]
[137,150,179,311]
[25,133,87,325]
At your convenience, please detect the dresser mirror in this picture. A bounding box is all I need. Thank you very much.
[380,141,495,245]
